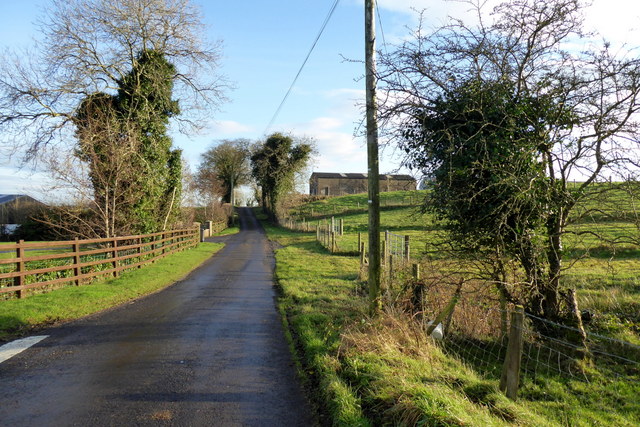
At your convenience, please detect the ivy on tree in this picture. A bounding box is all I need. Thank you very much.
[75,50,182,235]
[251,133,312,220]
[379,0,640,323]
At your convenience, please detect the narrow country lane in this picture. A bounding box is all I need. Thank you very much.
[0,208,315,426]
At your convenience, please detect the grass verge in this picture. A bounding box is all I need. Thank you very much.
[0,242,223,341]
[215,226,240,236]
[264,195,639,425]
[261,215,552,426]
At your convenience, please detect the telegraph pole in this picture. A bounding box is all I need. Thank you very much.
[365,0,381,313]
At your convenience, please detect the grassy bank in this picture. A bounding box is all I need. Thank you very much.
[0,241,223,341]
[265,189,640,426]
[263,220,553,425]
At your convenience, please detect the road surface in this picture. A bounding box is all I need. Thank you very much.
[0,208,315,426]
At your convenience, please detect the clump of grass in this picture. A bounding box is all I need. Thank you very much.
[0,242,223,341]
[338,308,547,426]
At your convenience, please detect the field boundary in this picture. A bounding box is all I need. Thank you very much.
[1,227,199,298]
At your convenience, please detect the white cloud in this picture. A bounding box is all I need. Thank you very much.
[210,120,254,135]
[585,0,640,46]
[0,167,52,200]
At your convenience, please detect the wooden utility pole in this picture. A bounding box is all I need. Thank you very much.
[365,0,381,313]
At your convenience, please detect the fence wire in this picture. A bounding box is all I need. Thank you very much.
[437,299,640,390]
[385,231,407,259]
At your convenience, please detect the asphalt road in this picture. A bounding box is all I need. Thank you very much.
[0,208,315,426]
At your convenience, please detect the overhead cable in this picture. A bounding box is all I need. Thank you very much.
[264,0,341,135]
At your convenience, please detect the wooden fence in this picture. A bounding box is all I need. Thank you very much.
[0,227,199,299]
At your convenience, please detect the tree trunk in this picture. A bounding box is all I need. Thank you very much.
[544,211,564,320]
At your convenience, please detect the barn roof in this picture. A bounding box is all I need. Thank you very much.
[310,172,415,181]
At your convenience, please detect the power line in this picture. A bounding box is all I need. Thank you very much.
[375,1,388,55]
[264,0,341,135]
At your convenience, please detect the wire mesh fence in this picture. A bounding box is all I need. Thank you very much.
[384,230,410,261]
[432,297,640,398]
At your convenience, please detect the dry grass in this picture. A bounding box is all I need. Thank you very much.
[339,307,437,362]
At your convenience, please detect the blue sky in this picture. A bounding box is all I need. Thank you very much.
[1,0,639,199]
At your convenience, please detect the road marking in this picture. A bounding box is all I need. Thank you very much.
[0,336,49,364]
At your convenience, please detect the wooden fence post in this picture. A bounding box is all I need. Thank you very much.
[73,237,81,286]
[381,240,386,265]
[15,239,24,298]
[358,232,361,253]
[404,235,410,262]
[339,218,344,236]
[112,238,119,277]
[358,241,366,281]
[137,236,143,268]
[412,263,420,280]
[500,305,525,400]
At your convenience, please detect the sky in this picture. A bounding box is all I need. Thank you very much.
[0,0,639,201]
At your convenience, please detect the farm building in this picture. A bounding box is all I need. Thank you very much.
[0,194,45,224]
[309,172,416,196]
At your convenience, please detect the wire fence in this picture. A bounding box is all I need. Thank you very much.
[384,230,410,260]
[430,296,640,399]
[278,215,345,253]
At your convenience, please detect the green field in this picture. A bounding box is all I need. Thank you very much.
[266,189,640,426]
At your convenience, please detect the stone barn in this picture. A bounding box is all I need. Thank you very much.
[309,172,416,196]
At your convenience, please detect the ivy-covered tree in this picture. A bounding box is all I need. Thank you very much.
[379,0,640,322]
[403,77,573,315]
[250,133,313,220]
[118,49,182,233]
[0,0,226,160]
[0,0,227,238]
[74,50,182,236]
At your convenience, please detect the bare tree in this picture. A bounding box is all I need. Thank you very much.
[0,0,228,160]
[378,0,640,321]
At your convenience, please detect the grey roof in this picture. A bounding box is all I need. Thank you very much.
[310,172,415,181]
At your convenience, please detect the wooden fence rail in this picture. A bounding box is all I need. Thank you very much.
[0,227,199,299]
